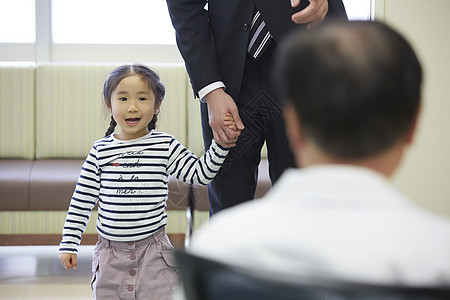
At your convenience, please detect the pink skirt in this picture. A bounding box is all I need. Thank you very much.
[91,228,179,300]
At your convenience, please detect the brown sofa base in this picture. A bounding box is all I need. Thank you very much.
[0,159,272,212]
[0,159,190,211]
[0,159,271,247]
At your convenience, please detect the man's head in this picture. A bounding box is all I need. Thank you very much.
[275,21,422,174]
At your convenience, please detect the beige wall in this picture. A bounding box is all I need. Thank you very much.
[374,0,450,217]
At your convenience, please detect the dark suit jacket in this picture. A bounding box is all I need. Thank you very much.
[167,0,347,101]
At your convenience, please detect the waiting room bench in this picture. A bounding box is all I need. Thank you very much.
[0,159,270,247]
[0,62,272,247]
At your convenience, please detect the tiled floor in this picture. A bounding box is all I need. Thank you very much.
[0,246,94,299]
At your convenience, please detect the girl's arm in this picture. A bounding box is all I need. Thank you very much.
[58,147,101,256]
[167,138,229,185]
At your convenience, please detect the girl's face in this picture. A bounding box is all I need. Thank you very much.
[108,75,161,140]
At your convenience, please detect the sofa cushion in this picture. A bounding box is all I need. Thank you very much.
[0,160,33,210]
[167,176,190,210]
[190,159,272,211]
[29,159,84,210]
[28,159,189,211]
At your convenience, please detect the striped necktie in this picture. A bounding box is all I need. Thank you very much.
[247,9,272,59]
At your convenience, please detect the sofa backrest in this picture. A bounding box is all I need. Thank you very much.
[0,62,265,160]
[0,62,207,159]
[35,62,194,158]
[0,63,36,159]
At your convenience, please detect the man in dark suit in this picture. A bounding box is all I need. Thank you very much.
[166,0,347,215]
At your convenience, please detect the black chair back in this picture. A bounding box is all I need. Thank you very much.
[175,250,450,300]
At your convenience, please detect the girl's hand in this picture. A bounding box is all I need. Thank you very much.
[59,253,78,270]
[224,112,237,132]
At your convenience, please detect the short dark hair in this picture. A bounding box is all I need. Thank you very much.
[275,21,422,159]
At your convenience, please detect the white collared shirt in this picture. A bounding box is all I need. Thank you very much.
[190,165,450,285]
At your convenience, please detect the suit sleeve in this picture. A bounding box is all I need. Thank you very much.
[166,0,223,96]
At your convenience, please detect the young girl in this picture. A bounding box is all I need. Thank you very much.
[58,64,236,299]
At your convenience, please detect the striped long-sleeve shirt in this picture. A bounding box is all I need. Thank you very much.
[59,130,228,254]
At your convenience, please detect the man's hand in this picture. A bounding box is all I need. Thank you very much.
[291,0,328,29]
[59,253,78,270]
[205,88,244,148]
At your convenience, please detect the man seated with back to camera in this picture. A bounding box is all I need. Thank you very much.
[187,20,450,285]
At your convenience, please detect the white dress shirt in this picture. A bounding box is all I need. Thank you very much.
[190,165,450,285]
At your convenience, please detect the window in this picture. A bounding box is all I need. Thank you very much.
[0,0,35,43]
[52,0,175,45]
[343,0,372,21]
[0,0,374,62]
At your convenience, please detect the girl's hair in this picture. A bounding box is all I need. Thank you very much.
[103,64,166,137]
